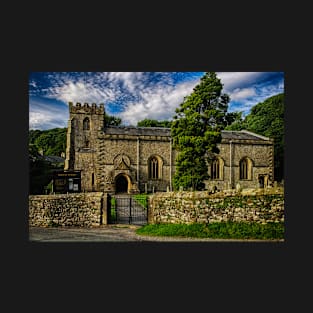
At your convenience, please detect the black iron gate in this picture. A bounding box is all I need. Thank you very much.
[110,195,148,225]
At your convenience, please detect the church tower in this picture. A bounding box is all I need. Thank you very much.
[64,102,105,191]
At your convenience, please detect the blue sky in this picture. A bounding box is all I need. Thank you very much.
[29,72,284,130]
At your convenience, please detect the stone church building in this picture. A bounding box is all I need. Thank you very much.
[64,102,274,194]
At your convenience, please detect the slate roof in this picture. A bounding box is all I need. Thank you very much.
[221,130,271,141]
[104,127,270,141]
[42,155,65,163]
[105,126,171,137]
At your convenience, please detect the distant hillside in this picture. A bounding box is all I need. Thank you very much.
[29,127,67,157]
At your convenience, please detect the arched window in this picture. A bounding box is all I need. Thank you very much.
[148,155,164,180]
[71,118,77,128]
[239,157,252,180]
[240,158,248,179]
[83,117,90,130]
[211,159,220,179]
[149,157,159,179]
[210,157,224,180]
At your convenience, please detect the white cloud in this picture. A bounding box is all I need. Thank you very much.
[29,80,37,88]
[106,72,145,92]
[29,111,49,129]
[46,79,118,104]
[29,72,284,130]
[229,87,256,101]
[217,72,265,92]
[29,100,68,130]
[118,79,198,125]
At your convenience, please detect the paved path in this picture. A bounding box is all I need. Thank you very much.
[28,225,284,242]
[114,194,147,225]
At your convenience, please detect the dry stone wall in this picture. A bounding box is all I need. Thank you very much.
[29,192,105,227]
[29,188,284,228]
[148,188,284,224]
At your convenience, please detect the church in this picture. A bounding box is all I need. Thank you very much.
[64,102,274,194]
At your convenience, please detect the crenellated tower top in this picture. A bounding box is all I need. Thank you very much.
[69,102,105,115]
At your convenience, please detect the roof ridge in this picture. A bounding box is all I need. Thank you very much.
[106,125,170,130]
[240,130,270,140]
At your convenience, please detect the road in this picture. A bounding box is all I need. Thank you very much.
[28,225,284,242]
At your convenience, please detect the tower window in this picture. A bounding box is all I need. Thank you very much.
[83,117,90,130]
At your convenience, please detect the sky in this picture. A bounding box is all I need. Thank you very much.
[29,72,284,130]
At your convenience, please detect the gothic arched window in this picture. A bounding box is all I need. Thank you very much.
[148,156,163,180]
[83,117,90,130]
[211,159,220,179]
[239,157,252,180]
[149,157,159,179]
[210,157,224,180]
[240,158,248,179]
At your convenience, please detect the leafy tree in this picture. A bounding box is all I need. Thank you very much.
[224,111,245,130]
[105,115,122,126]
[137,119,172,128]
[226,93,284,181]
[29,128,67,156]
[29,157,54,194]
[29,144,55,194]
[29,128,66,194]
[171,72,230,191]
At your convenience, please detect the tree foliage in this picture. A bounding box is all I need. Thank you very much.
[226,93,284,181]
[105,115,122,126]
[29,127,67,156]
[171,72,230,191]
[29,156,56,194]
[137,118,172,128]
[28,142,61,194]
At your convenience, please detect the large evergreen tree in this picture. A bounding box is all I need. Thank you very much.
[171,72,230,190]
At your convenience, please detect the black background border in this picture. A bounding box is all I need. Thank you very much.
[3,4,310,311]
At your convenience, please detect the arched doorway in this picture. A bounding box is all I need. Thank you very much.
[115,175,129,193]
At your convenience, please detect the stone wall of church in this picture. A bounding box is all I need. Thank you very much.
[205,140,274,191]
[64,103,274,194]
[138,137,172,193]
[74,152,97,191]
[96,133,173,193]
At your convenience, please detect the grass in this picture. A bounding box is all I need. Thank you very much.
[135,221,284,240]
[110,195,148,221]
[132,194,148,208]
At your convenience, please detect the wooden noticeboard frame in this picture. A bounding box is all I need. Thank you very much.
[53,171,81,193]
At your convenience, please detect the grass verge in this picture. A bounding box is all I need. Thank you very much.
[135,221,284,240]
